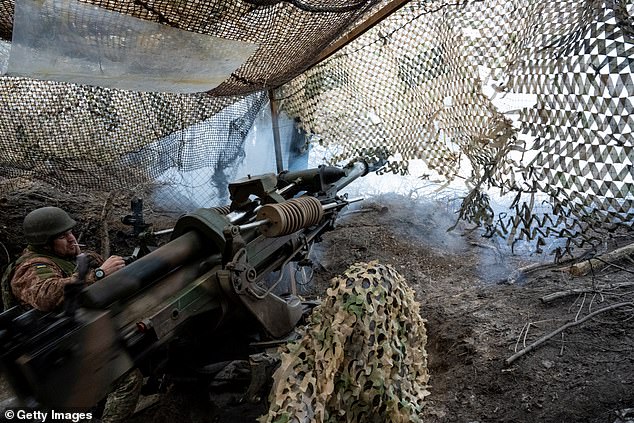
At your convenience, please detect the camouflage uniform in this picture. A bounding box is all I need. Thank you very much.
[3,246,143,421]
[4,246,102,311]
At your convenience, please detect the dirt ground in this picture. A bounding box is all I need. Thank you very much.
[1,183,633,423]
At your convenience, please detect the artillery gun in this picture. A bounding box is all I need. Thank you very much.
[0,157,381,411]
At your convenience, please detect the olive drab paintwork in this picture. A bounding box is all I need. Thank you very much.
[23,206,77,246]
[3,208,142,421]
[0,158,386,415]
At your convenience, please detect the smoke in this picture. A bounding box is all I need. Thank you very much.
[148,97,310,211]
[142,100,555,284]
[322,157,557,284]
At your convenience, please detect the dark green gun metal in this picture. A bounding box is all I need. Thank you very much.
[0,157,383,410]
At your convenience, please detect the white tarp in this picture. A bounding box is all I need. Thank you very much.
[7,0,258,93]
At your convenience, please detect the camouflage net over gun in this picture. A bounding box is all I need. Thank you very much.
[261,261,430,423]
[1,0,631,254]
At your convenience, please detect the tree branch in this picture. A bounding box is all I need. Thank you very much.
[540,282,634,303]
[505,302,634,365]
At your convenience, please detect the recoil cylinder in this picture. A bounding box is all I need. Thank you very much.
[212,205,231,215]
[256,196,324,237]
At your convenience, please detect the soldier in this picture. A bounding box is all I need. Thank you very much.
[3,206,126,311]
[0,206,142,423]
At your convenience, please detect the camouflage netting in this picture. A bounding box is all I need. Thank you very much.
[278,0,634,254]
[261,261,430,423]
[0,0,380,199]
[0,0,633,252]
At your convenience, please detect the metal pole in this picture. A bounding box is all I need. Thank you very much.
[268,90,284,173]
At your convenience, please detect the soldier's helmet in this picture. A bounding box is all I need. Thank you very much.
[23,206,77,246]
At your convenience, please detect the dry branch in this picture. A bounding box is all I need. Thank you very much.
[505,302,634,365]
[502,253,585,284]
[568,242,634,276]
[505,262,551,284]
[504,260,573,284]
[540,282,634,303]
[99,192,117,258]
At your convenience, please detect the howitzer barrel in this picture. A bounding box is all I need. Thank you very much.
[322,196,364,210]
[0,159,385,413]
[81,230,209,309]
[332,159,368,192]
[278,166,346,192]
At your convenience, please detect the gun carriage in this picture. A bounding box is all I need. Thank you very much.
[0,158,380,410]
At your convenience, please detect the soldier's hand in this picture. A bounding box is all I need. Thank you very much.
[100,255,126,277]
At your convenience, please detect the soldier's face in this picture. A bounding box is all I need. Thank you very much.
[51,230,80,258]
